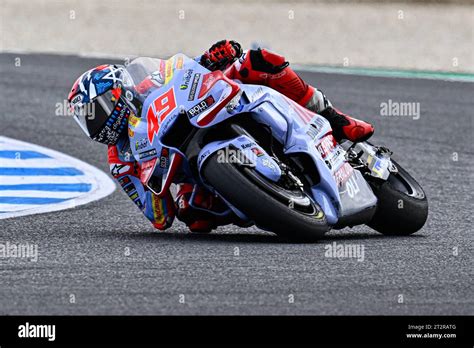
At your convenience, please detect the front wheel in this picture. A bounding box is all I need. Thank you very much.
[367,160,428,235]
[201,151,329,241]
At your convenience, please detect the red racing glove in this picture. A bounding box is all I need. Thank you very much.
[201,40,243,71]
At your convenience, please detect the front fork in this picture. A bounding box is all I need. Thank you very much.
[341,141,397,181]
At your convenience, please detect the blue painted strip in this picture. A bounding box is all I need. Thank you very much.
[0,183,92,192]
[0,151,51,159]
[0,167,84,176]
[0,197,70,204]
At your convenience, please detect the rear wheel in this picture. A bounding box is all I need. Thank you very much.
[367,160,428,235]
[201,150,329,241]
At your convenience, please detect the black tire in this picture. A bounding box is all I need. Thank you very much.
[367,160,428,235]
[201,151,329,241]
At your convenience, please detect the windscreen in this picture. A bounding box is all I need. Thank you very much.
[124,57,166,100]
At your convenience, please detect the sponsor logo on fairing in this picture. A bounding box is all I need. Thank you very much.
[187,73,201,101]
[135,138,147,151]
[241,142,255,149]
[165,59,174,83]
[199,150,211,163]
[334,162,353,187]
[138,148,157,159]
[306,117,327,139]
[344,175,361,198]
[248,86,265,102]
[202,73,218,91]
[187,95,215,118]
[372,159,384,177]
[180,69,193,90]
[175,56,184,69]
[251,147,264,157]
[261,158,277,171]
[316,136,336,158]
[160,147,169,168]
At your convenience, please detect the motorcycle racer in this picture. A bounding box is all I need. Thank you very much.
[202,40,373,143]
[67,40,374,233]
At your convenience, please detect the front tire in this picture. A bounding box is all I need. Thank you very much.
[367,160,428,235]
[201,151,329,241]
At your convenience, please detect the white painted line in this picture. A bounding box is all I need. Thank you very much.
[0,190,83,199]
[0,176,94,184]
[0,136,116,219]
[0,158,71,168]
[0,203,45,212]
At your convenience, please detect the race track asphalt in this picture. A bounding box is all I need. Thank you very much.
[0,53,472,315]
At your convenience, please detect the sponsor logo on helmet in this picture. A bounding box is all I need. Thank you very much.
[70,94,83,107]
[125,90,134,102]
[93,102,129,144]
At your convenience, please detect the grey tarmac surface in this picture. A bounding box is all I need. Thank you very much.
[0,53,472,315]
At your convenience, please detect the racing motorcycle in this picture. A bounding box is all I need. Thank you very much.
[127,54,428,240]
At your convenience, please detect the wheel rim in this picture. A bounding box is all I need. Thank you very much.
[241,166,320,216]
[389,164,425,199]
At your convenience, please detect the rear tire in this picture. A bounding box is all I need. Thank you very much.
[367,160,428,235]
[201,151,329,241]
